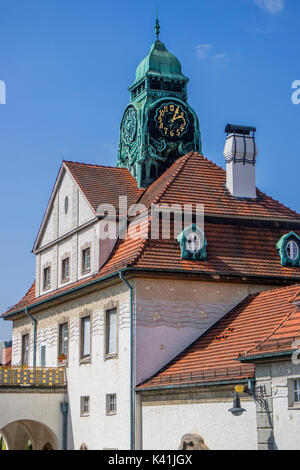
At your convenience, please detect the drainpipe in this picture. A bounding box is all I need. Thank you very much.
[25,307,37,367]
[119,271,135,450]
[60,402,68,450]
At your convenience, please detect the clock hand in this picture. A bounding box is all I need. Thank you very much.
[171,106,180,122]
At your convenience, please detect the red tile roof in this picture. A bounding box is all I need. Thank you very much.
[4,153,300,317]
[137,284,300,389]
[64,161,144,214]
[140,153,300,220]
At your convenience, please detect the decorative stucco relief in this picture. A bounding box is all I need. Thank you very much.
[135,299,235,329]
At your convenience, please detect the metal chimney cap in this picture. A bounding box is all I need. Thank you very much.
[225,124,256,135]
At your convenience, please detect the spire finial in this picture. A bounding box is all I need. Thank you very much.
[155,3,160,40]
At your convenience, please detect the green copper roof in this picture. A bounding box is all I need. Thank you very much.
[134,40,188,83]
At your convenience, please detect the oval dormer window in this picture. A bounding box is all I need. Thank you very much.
[286,240,299,261]
[64,196,69,215]
[186,232,201,254]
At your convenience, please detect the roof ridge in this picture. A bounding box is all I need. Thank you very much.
[256,188,300,218]
[3,281,35,316]
[151,153,192,206]
[127,217,152,268]
[251,282,300,298]
[244,300,298,355]
[63,160,130,171]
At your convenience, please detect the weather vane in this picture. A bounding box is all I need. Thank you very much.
[155,3,160,40]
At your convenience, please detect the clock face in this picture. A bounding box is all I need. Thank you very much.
[121,106,137,145]
[155,102,189,139]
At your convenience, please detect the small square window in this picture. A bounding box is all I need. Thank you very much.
[82,248,91,274]
[106,394,117,415]
[62,258,70,282]
[43,266,51,290]
[80,396,90,416]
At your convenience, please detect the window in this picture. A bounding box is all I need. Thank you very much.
[186,232,201,253]
[64,196,69,214]
[81,316,91,360]
[82,248,91,273]
[294,380,300,403]
[62,257,70,282]
[22,334,29,366]
[80,396,90,416]
[40,345,46,367]
[105,308,117,357]
[286,240,299,261]
[106,394,117,415]
[43,266,51,290]
[59,323,68,361]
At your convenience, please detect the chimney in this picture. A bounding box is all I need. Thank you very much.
[223,124,258,199]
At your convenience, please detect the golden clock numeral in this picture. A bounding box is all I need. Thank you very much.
[163,105,168,112]
[180,125,184,131]
[176,129,180,136]
[164,128,168,135]
[170,104,174,112]
[170,130,174,137]
[159,122,163,129]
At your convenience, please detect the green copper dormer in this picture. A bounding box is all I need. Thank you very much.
[118,21,201,188]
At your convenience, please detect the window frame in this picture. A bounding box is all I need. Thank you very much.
[81,247,91,274]
[104,305,119,360]
[79,313,92,363]
[43,265,51,291]
[58,321,69,365]
[21,333,30,366]
[288,378,300,409]
[106,393,117,415]
[80,396,90,417]
[61,257,70,283]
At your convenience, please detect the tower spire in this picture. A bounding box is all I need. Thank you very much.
[155,4,160,40]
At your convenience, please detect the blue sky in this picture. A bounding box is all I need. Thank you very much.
[0,0,299,339]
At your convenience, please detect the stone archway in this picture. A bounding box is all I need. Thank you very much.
[0,420,59,450]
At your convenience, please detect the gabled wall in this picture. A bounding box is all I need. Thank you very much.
[134,278,276,385]
[34,167,98,298]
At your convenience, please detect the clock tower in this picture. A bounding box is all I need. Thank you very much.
[118,20,202,188]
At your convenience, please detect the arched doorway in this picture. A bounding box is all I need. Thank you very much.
[0,420,59,450]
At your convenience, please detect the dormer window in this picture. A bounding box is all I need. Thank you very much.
[82,247,91,274]
[177,224,207,261]
[277,232,300,267]
[43,266,51,291]
[286,240,299,261]
[186,232,201,253]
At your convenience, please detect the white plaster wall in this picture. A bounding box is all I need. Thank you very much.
[141,399,257,450]
[58,170,75,238]
[79,191,95,226]
[271,362,300,450]
[11,282,132,450]
[0,392,65,448]
[35,167,98,297]
[135,278,275,385]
